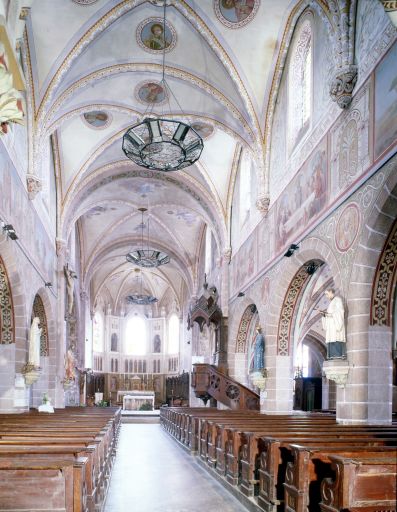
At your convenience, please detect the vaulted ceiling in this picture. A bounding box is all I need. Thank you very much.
[25,0,291,311]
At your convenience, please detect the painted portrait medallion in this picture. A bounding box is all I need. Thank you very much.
[214,0,260,29]
[82,110,111,129]
[137,17,177,54]
[191,121,215,140]
[135,81,167,105]
[335,203,361,252]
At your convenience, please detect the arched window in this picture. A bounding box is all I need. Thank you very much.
[125,315,147,355]
[93,312,104,352]
[115,359,118,373]
[239,150,251,227]
[288,16,312,152]
[205,226,212,275]
[168,314,180,354]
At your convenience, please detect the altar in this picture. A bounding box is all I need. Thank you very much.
[119,390,155,411]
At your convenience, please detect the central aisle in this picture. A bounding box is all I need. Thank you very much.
[104,422,247,512]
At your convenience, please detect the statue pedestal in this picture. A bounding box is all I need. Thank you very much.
[250,369,268,391]
[21,364,41,386]
[38,403,54,413]
[323,360,350,388]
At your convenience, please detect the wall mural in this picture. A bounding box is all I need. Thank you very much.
[230,35,397,298]
[136,18,177,54]
[214,0,260,29]
[135,81,167,105]
[0,255,14,345]
[374,40,397,160]
[276,139,328,251]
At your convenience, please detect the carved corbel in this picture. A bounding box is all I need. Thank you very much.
[330,65,358,109]
[256,194,270,215]
[26,173,42,200]
[379,1,397,27]
[328,1,358,109]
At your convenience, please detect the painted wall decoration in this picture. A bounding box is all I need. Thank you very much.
[135,81,167,105]
[235,305,256,353]
[32,294,49,356]
[166,209,197,226]
[72,0,98,4]
[82,110,111,129]
[0,142,55,283]
[0,255,14,345]
[190,122,214,140]
[214,0,260,29]
[276,140,328,251]
[136,18,177,54]
[335,203,361,253]
[374,40,397,160]
[370,218,397,326]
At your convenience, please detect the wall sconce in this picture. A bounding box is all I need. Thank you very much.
[2,224,18,240]
[284,244,299,257]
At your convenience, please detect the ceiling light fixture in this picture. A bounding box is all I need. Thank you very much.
[126,268,158,305]
[122,2,203,171]
[126,207,170,267]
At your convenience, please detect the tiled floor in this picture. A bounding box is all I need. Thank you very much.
[104,423,247,511]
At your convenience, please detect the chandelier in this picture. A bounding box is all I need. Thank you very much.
[126,269,158,306]
[126,207,170,267]
[122,3,203,171]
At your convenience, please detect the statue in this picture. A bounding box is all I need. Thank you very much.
[253,326,265,371]
[320,288,346,360]
[28,317,42,367]
[64,264,77,317]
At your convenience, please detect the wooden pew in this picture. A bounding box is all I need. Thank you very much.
[319,454,397,512]
[0,407,120,512]
[283,444,397,512]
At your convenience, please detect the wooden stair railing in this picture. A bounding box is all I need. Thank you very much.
[191,363,260,411]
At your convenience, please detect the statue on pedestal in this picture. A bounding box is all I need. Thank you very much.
[65,346,76,381]
[253,326,265,371]
[320,288,346,360]
[28,317,42,368]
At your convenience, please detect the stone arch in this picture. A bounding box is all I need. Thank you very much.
[0,233,28,412]
[262,237,341,414]
[0,253,14,345]
[345,158,397,423]
[370,217,397,327]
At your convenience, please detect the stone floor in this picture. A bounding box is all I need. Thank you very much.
[104,423,248,512]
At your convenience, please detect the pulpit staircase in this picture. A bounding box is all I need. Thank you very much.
[191,363,260,411]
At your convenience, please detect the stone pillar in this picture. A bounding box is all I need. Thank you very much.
[262,355,293,414]
[220,248,231,316]
[54,238,67,408]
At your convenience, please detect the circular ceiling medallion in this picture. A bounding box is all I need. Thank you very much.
[72,0,98,5]
[214,0,260,29]
[135,81,168,106]
[81,110,112,129]
[190,121,215,140]
[136,17,177,54]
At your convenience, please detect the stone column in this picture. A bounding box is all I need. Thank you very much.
[220,248,231,316]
